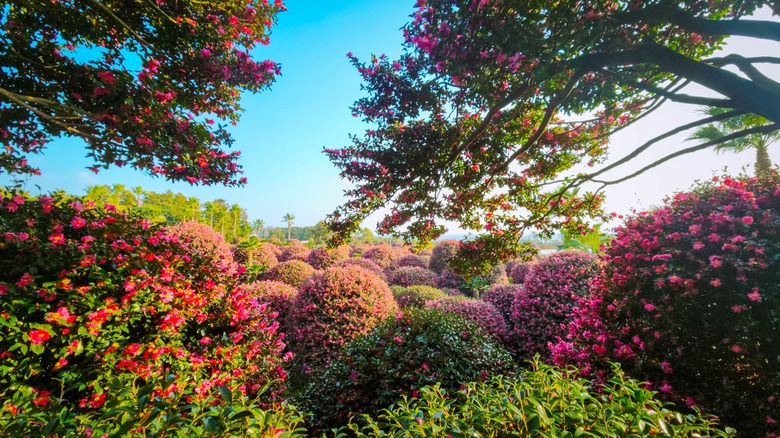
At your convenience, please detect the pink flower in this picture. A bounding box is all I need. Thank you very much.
[393,336,403,344]
[71,216,87,229]
[96,71,116,85]
[692,241,705,250]
[29,329,52,344]
[731,344,743,353]
[644,303,655,312]
[747,288,761,302]
[741,216,754,225]
[16,272,34,287]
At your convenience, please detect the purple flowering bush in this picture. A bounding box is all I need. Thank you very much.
[481,284,523,325]
[508,261,535,284]
[395,254,428,269]
[299,308,514,430]
[428,298,508,342]
[554,175,780,437]
[243,280,298,325]
[338,257,386,279]
[278,244,310,262]
[428,239,460,274]
[167,220,238,281]
[510,250,598,362]
[437,269,465,290]
[361,244,398,270]
[304,245,349,270]
[388,266,439,287]
[261,260,315,288]
[286,266,397,374]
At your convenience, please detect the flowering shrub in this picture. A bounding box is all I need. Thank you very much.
[481,284,523,324]
[0,193,289,435]
[167,220,238,281]
[428,298,508,342]
[300,308,514,430]
[262,260,315,288]
[556,175,780,437]
[337,257,386,279]
[361,244,398,270]
[286,266,397,374]
[395,254,428,269]
[304,245,349,270]
[344,362,734,437]
[508,260,535,284]
[278,244,310,262]
[388,266,439,287]
[348,243,372,257]
[437,269,465,290]
[428,239,460,273]
[232,241,278,281]
[392,285,449,309]
[479,263,509,285]
[243,280,298,325]
[510,250,598,362]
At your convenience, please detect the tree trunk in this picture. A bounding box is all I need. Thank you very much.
[755,142,772,179]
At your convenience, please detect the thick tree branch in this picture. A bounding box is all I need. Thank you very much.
[575,43,780,124]
[708,54,780,95]
[615,4,780,42]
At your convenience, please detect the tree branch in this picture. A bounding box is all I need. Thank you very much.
[708,54,780,96]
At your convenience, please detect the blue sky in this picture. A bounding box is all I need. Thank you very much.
[5,2,779,231]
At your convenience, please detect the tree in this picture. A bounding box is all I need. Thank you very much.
[0,0,284,185]
[282,213,295,240]
[558,224,611,254]
[689,107,778,178]
[252,219,266,238]
[325,0,780,273]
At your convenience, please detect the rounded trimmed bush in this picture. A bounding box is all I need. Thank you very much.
[243,280,298,324]
[392,285,449,309]
[428,298,508,342]
[262,260,315,288]
[304,245,349,270]
[479,263,509,285]
[557,174,780,436]
[338,257,386,279]
[481,284,523,324]
[348,243,372,258]
[429,239,460,274]
[388,266,439,287]
[0,193,288,436]
[395,254,428,269]
[232,241,279,281]
[278,244,310,262]
[286,266,397,373]
[509,250,598,362]
[301,308,514,430]
[361,244,397,270]
[437,269,465,290]
[167,220,238,281]
[508,261,535,284]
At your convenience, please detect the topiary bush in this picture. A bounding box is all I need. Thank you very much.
[300,308,514,430]
[437,269,465,290]
[361,244,397,270]
[0,193,290,436]
[392,285,449,309]
[278,244,309,262]
[481,284,523,325]
[232,240,278,282]
[243,280,298,325]
[428,239,460,274]
[286,266,397,374]
[304,245,349,270]
[428,298,508,342]
[338,257,386,279]
[395,254,428,269]
[167,220,238,281]
[262,259,315,288]
[509,250,598,362]
[344,361,734,437]
[508,260,535,284]
[388,266,439,288]
[555,174,780,437]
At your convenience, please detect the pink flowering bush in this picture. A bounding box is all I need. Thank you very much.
[392,285,449,309]
[428,239,460,273]
[437,269,466,290]
[556,175,780,437]
[243,280,298,325]
[428,298,508,342]
[261,260,315,288]
[299,308,514,430]
[348,243,372,257]
[388,266,439,287]
[361,244,398,270]
[0,193,290,435]
[395,254,428,269]
[304,245,349,270]
[167,220,238,281]
[510,250,598,362]
[278,244,310,262]
[232,240,279,281]
[481,284,523,325]
[286,266,397,374]
[338,257,386,279]
[508,261,535,284]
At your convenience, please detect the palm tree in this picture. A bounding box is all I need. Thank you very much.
[690,108,779,178]
[252,219,265,238]
[282,213,295,240]
[558,224,611,254]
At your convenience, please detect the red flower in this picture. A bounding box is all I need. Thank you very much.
[31,390,51,407]
[29,329,52,344]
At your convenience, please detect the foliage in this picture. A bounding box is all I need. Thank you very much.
[232,239,279,282]
[428,298,508,342]
[361,244,398,270]
[428,239,460,274]
[326,0,780,270]
[392,285,449,309]
[388,266,439,288]
[304,245,349,270]
[286,266,397,374]
[342,362,735,438]
[337,257,386,279]
[277,244,310,262]
[508,260,535,284]
[481,284,523,326]
[510,250,599,362]
[0,192,289,435]
[243,280,297,326]
[166,220,238,281]
[261,260,315,288]
[559,224,612,254]
[555,174,780,436]
[300,308,514,430]
[395,254,428,269]
[437,269,465,290]
[0,0,284,184]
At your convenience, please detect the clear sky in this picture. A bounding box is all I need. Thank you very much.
[5,2,779,233]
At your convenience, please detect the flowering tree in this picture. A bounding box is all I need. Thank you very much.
[326,0,780,268]
[0,0,284,185]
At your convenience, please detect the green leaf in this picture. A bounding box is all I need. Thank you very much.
[31,343,44,355]
[217,385,232,404]
[230,410,254,421]
[137,382,156,400]
[203,416,218,434]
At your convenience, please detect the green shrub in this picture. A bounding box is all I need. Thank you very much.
[392,285,449,308]
[301,308,514,430]
[343,362,734,438]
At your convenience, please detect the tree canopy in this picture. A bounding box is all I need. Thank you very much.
[325,0,780,273]
[0,0,284,185]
